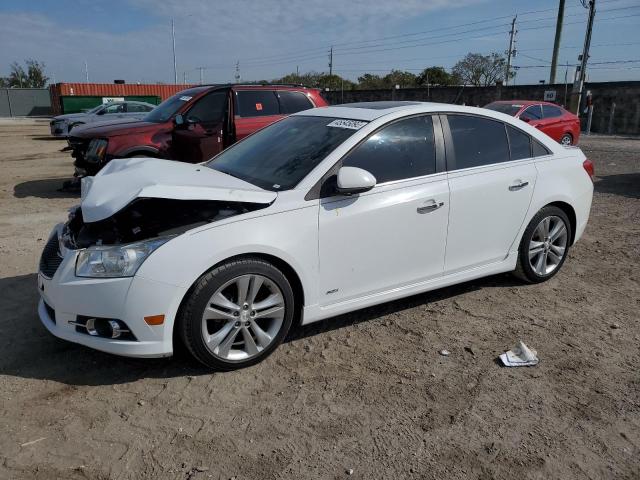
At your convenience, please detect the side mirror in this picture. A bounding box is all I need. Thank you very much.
[96,109,105,116]
[174,114,185,126]
[336,166,376,195]
[520,117,531,123]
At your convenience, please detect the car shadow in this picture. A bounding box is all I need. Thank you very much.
[14,178,79,199]
[31,136,67,141]
[0,271,521,386]
[594,173,640,200]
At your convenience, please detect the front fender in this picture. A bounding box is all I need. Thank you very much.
[135,204,320,308]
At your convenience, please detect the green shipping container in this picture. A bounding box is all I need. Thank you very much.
[60,95,161,114]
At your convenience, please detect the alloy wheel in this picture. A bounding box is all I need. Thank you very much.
[201,274,285,361]
[528,215,568,276]
[560,134,572,146]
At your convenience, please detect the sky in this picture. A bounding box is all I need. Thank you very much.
[1,0,639,86]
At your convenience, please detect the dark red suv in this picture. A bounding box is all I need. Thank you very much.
[68,84,327,177]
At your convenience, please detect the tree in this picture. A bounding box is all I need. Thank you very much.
[382,70,418,88]
[452,53,514,87]
[417,66,458,86]
[7,59,49,87]
[356,73,385,89]
[274,71,355,90]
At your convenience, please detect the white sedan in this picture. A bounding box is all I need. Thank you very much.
[37,101,594,370]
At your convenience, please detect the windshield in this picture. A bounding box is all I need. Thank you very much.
[86,105,104,114]
[484,102,523,116]
[206,116,365,191]
[144,88,205,123]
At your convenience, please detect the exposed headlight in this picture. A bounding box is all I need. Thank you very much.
[86,138,108,163]
[75,236,173,278]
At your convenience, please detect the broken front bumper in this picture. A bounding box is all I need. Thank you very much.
[37,226,187,358]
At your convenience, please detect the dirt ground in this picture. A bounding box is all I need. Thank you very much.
[0,119,638,480]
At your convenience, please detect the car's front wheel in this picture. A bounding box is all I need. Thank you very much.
[514,206,572,283]
[178,258,295,370]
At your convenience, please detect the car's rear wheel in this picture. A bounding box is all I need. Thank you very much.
[559,133,573,145]
[178,258,295,370]
[514,206,572,283]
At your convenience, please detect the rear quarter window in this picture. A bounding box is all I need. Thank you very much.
[542,105,563,118]
[277,91,314,114]
[235,91,279,117]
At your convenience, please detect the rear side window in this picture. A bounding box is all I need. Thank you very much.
[447,115,510,170]
[506,125,531,160]
[236,91,279,117]
[277,91,314,114]
[520,105,543,121]
[127,103,152,113]
[187,91,227,124]
[532,140,551,157]
[542,105,563,118]
[342,115,436,183]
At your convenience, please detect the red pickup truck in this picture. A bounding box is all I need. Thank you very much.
[68,84,327,178]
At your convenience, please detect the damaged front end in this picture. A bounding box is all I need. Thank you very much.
[63,198,266,249]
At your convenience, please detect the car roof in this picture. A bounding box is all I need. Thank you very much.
[489,100,562,107]
[297,101,468,121]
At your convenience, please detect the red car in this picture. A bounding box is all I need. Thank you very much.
[484,100,580,146]
[68,84,327,177]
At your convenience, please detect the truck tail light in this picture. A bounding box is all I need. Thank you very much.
[583,159,595,181]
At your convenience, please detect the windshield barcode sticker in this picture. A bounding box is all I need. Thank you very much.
[327,119,368,130]
[179,96,192,101]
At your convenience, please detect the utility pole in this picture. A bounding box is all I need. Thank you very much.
[84,60,89,82]
[570,0,596,114]
[183,71,187,84]
[549,0,566,84]
[328,46,333,76]
[198,67,204,85]
[171,19,178,84]
[505,16,517,86]
[234,61,240,83]
[296,65,299,76]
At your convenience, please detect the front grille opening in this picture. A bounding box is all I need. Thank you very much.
[39,235,63,278]
[43,301,56,324]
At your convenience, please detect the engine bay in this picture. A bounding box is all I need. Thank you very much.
[62,198,267,249]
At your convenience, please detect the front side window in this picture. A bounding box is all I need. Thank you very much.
[507,125,532,160]
[207,116,361,191]
[236,90,279,117]
[447,115,510,170]
[342,115,436,183]
[542,105,563,118]
[520,105,543,121]
[278,91,314,114]
[104,103,124,114]
[186,91,227,124]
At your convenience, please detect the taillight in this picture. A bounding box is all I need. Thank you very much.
[583,159,595,181]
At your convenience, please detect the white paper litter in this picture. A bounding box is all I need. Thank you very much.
[499,341,539,367]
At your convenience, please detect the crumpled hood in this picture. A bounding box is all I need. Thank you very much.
[80,157,277,222]
[71,119,156,138]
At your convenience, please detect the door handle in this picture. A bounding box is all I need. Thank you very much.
[417,201,444,214]
[509,181,529,191]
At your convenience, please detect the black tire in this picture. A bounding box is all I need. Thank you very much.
[178,257,295,371]
[514,206,572,284]
[559,133,573,146]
